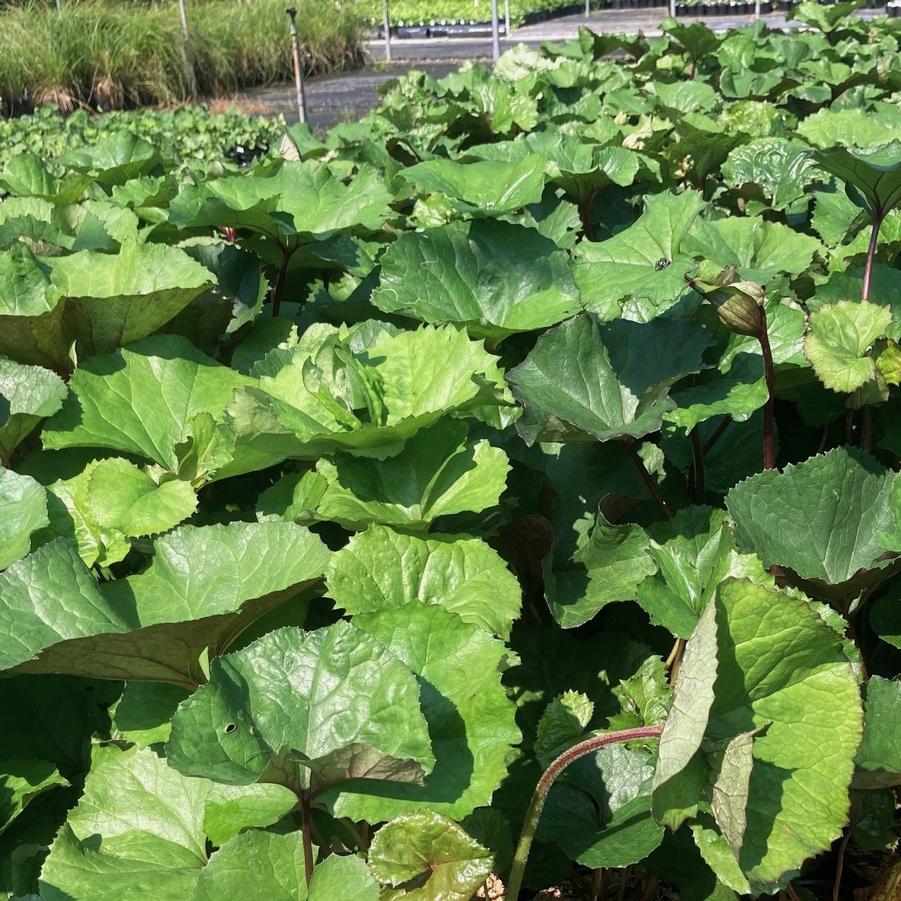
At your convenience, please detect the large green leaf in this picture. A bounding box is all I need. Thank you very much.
[368,810,493,901]
[815,142,901,218]
[0,243,66,369]
[227,324,509,462]
[0,470,47,571]
[635,507,758,639]
[683,216,821,282]
[507,314,713,445]
[46,457,197,567]
[804,301,891,393]
[653,579,863,894]
[43,335,254,476]
[371,220,580,338]
[59,132,162,186]
[47,240,215,357]
[540,744,664,869]
[0,521,329,685]
[39,745,208,901]
[314,420,510,531]
[544,512,656,629]
[166,621,434,793]
[326,525,521,639]
[854,675,901,789]
[195,834,378,901]
[0,758,68,835]
[572,190,705,320]
[326,604,520,821]
[798,108,901,150]
[399,154,546,214]
[168,160,390,240]
[725,448,897,603]
[0,356,67,464]
[721,138,820,210]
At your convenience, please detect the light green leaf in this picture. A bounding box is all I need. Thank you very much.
[854,676,901,789]
[726,448,897,598]
[572,190,705,320]
[201,783,298,847]
[43,335,254,474]
[111,681,189,748]
[369,810,492,901]
[39,745,208,901]
[83,458,196,534]
[804,301,891,393]
[798,108,901,150]
[635,507,745,639]
[0,758,68,834]
[540,744,664,869]
[0,243,66,370]
[168,160,390,239]
[228,324,509,462]
[371,220,581,338]
[507,314,713,445]
[47,240,214,358]
[326,525,521,639]
[684,216,821,282]
[534,691,594,765]
[707,730,758,858]
[721,138,820,210]
[400,154,546,213]
[652,600,719,830]
[166,621,434,793]
[667,356,768,432]
[0,521,329,685]
[195,833,378,901]
[315,420,510,531]
[53,457,198,565]
[327,605,520,821]
[60,133,161,186]
[0,356,67,463]
[0,470,47,571]
[656,578,863,894]
[544,512,656,629]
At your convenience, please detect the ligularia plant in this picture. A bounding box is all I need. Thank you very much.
[0,6,898,900]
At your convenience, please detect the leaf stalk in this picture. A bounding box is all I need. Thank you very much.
[506,725,663,900]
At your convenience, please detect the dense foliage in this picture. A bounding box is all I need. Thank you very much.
[361,0,576,28]
[0,0,362,115]
[1,5,900,899]
[0,105,286,168]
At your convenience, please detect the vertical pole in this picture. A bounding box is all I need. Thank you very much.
[383,0,392,62]
[585,0,590,18]
[286,7,308,124]
[504,0,510,36]
[669,0,676,17]
[177,0,198,97]
[490,0,501,60]
[753,0,760,18]
[55,0,62,10]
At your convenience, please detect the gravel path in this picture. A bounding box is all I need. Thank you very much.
[233,5,886,129]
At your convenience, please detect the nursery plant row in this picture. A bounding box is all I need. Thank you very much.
[0,2,899,899]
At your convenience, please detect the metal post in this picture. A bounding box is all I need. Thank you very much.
[490,0,501,61]
[504,0,510,36]
[382,0,392,62]
[585,0,590,18]
[55,0,62,10]
[753,0,760,18]
[177,0,198,97]
[669,0,676,17]
[286,7,308,124]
